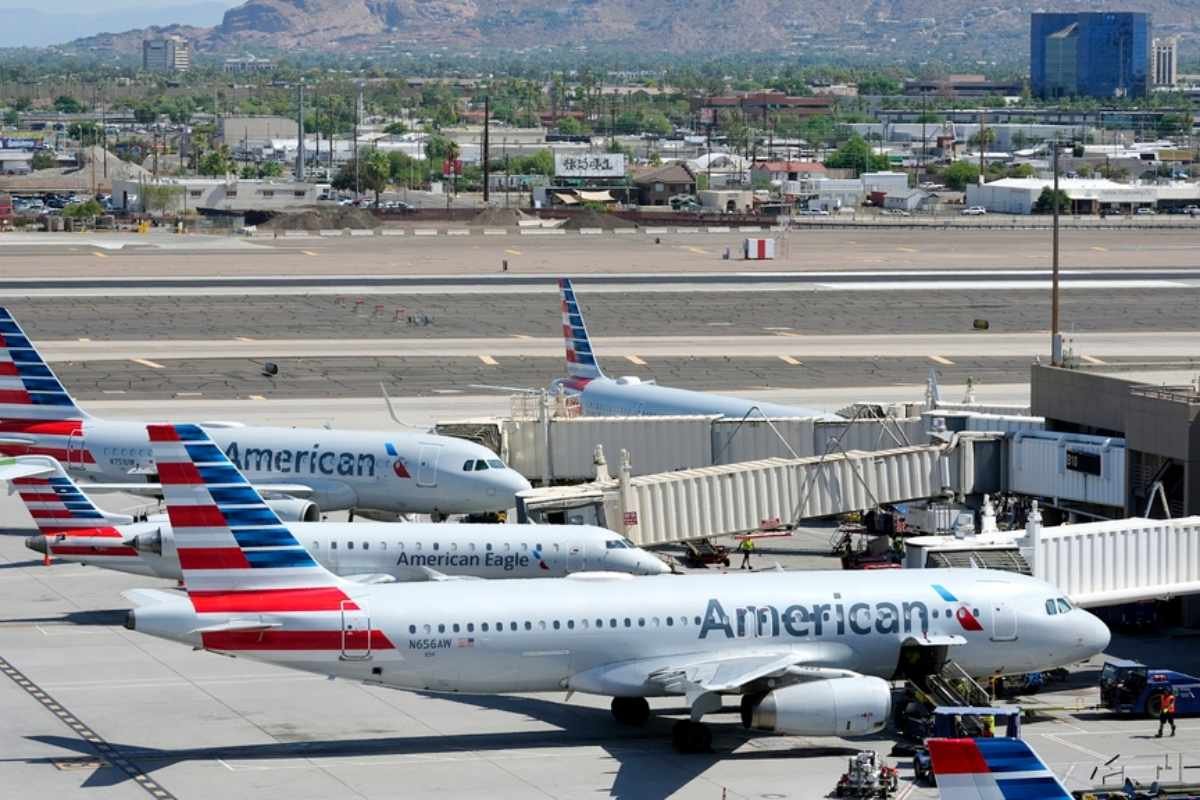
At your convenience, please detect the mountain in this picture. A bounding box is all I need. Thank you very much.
[0,3,230,48]
[52,0,1200,63]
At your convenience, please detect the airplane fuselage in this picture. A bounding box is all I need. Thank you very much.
[0,417,530,515]
[135,569,1110,696]
[557,376,839,421]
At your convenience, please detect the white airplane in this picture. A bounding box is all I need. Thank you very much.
[125,423,1110,753]
[928,736,1072,799]
[0,307,530,519]
[5,455,667,581]
[549,278,839,420]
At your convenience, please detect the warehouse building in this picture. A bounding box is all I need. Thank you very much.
[965,177,1168,214]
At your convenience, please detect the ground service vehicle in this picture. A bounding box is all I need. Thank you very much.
[1100,659,1200,717]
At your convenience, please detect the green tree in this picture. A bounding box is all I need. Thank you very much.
[642,110,672,137]
[362,149,391,204]
[423,133,453,163]
[557,116,586,135]
[142,184,183,215]
[198,146,233,177]
[968,128,997,148]
[824,135,889,173]
[3,109,17,126]
[68,122,100,146]
[942,161,981,191]
[383,121,408,135]
[54,95,83,113]
[1033,187,1070,214]
[259,160,283,178]
[30,151,55,170]
[63,199,103,219]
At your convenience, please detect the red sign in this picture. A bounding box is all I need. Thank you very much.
[442,159,463,177]
[623,511,638,526]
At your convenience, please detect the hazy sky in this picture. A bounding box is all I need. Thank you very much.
[0,0,241,10]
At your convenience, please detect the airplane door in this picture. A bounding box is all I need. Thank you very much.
[66,428,86,471]
[416,444,441,488]
[340,600,372,660]
[567,544,584,573]
[990,603,1018,642]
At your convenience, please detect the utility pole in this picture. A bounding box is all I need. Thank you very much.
[482,95,490,204]
[920,89,927,180]
[978,109,986,184]
[295,83,305,181]
[354,82,362,200]
[1051,140,1062,365]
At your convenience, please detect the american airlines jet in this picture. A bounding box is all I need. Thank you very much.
[125,423,1110,753]
[0,307,530,519]
[549,278,839,420]
[6,454,667,581]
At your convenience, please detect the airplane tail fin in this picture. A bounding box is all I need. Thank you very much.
[0,455,132,536]
[926,737,1071,800]
[0,307,89,423]
[558,278,604,381]
[147,423,353,601]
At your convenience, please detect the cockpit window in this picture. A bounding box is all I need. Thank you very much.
[605,539,630,549]
[1045,599,1058,616]
[474,460,489,471]
[462,460,474,471]
[1056,598,1072,613]
[487,459,505,469]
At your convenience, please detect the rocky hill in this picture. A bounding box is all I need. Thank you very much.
[64,0,1199,62]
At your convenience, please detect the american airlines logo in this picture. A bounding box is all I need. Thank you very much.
[698,587,981,640]
[223,442,378,478]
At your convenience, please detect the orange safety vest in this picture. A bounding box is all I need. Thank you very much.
[1163,694,1177,714]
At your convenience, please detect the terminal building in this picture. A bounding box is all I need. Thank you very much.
[1030,12,1151,99]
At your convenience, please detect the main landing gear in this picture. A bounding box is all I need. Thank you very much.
[609,698,712,753]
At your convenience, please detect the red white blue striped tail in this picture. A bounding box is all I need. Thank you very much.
[2,455,130,536]
[927,737,1071,800]
[558,278,604,381]
[0,307,87,422]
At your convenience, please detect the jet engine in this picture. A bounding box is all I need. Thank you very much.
[740,677,891,737]
[265,498,321,522]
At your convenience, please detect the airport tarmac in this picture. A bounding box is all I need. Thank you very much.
[1,227,1199,277]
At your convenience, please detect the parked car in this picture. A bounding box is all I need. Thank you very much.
[960,206,987,216]
[1135,207,1157,215]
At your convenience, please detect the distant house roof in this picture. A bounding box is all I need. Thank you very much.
[752,161,827,174]
[631,163,695,185]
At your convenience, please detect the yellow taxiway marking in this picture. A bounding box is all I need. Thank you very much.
[248,394,266,401]
[92,251,108,258]
[77,337,91,342]
[478,355,499,366]
[235,336,255,342]
[625,355,647,366]
[929,355,955,366]
[897,247,918,253]
[681,245,709,255]
[779,355,802,366]
[505,249,522,256]
[1080,355,1107,365]
[129,357,165,369]
[301,250,319,257]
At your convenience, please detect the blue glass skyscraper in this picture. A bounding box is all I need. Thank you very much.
[1031,12,1151,99]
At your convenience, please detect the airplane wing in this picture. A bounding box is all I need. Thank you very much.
[342,573,399,585]
[570,642,857,703]
[927,737,1072,800]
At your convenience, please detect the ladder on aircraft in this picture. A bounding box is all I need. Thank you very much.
[915,660,993,715]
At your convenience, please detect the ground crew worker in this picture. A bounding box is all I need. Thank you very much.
[1157,689,1177,738]
[738,537,755,570]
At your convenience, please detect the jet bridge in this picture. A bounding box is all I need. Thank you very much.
[516,434,1002,547]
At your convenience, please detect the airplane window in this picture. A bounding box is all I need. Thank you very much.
[450,543,457,552]
[521,543,528,551]
[538,621,546,630]
[605,540,623,549]
[415,542,421,551]
[330,541,337,550]
[553,543,560,552]
[932,610,939,618]
[409,625,416,634]
[693,616,702,626]
[481,623,489,632]
[945,608,951,618]
[637,618,645,627]
[973,609,980,617]
[469,543,476,553]
[311,541,320,550]
[487,460,505,469]
[362,542,369,551]
[1046,600,1057,615]
[474,460,488,471]
[467,623,474,633]
[524,622,532,631]
[510,622,517,631]
[504,544,510,552]
[433,543,439,551]
[622,538,635,548]
[666,617,674,627]
[486,543,493,551]
[463,460,474,471]
[580,620,588,629]
[423,624,431,634]
[553,621,560,630]
[452,624,460,633]
[437,624,445,633]
[536,543,543,551]
[347,541,354,550]
[624,618,632,627]
[1057,599,1072,613]
[567,620,574,630]
[609,618,616,628]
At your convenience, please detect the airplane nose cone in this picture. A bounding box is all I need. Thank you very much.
[641,554,671,575]
[25,535,46,555]
[504,471,532,498]
[1081,610,1111,657]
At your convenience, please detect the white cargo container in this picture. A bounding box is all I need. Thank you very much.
[1009,431,1125,508]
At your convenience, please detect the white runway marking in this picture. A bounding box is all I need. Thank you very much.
[129,357,165,369]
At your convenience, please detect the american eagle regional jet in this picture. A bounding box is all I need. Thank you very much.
[0,307,529,519]
[5,454,667,581]
[125,423,1110,753]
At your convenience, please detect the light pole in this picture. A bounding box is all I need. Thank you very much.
[1051,140,1062,365]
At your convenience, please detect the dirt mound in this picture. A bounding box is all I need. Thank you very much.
[561,208,637,230]
[470,207,531,227]
[260,206,381,231]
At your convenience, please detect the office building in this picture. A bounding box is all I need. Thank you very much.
[142,36,191,73]
[1031,12,1150,99]
[1153,37,1178,87]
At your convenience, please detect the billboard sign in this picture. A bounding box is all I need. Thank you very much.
[555,153,625,178]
